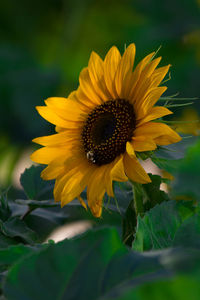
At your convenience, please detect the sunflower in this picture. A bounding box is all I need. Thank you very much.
[31,43,181,217]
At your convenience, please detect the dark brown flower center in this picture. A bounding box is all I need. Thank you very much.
[81,99,136,165]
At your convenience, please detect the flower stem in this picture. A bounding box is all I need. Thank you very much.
[20,207,35,220]
[122,199,137,247]
[122,182,144,247]
[133,183,144,216]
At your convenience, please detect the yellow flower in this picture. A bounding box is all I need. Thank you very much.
[31,44,181,217]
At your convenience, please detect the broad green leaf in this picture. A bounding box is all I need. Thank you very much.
[122,199,137,247]
[101,247,200,300]
[0,244,44,287]
[101,273,200,300]
[3,227,170,300]
[20,165,54,200]
[133,200,196,251]
[142,174,170,210]
[122,175,169,247]
[4,227,200,300]
[0,244,37,270]
[173,212,200,248]
[0,217,38,245]
[0,244,44,291]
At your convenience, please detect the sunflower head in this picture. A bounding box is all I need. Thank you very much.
[82,98,136,165]
[31,43,181,217]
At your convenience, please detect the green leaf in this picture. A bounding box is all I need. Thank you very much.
[122,175,169,247]
[20,165,54,200]
[2,227,168,300]
[3,227,200,300]
[0,217,38,245]
[102,273,200,300]
[0,239,46,290]
[173,211,200,248]
[0,244,42,275]
[2,228,121,299]
[133,200,196,251]
[122,199,137,247]
[142,174,170,210]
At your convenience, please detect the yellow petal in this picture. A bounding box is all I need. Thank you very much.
[104,46,121,99]
[53,159,90,203]
[128,52,155,101]
[36,106,81,129]
[45,97,86,122]
[75,87,97,111]
[134,122,182,144]
[79,67,102,105]
[68,90,76,100]
[154,134,181,145]
[32,130,80,146]
[104,161,116,197]
[87,166,106,203]
[78,195,88,210]
[126,141,136,158]
[55,126,66,133]
[139,57,162,82]
[90,199,103,218]
[137,106,173,126]
[115,43,136,98]
[151,65,171,87]
[87,166,107,217]
[68,89,92,113]
[132,58,162,105]
[41,154,82,180]
[44,97,67,107]
[61,163,93,207]
[41,157,67,180]
[131,136,157,152]
[104,156,128,198]
[88,191,105,218]
[88,51,110,101]
[124,154,151,184]
[142,87,168,114]
[110,155,128,182]
[54,173,71,203]
[30,146,70,164]
[135,86,167,118]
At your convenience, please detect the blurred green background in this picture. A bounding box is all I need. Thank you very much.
[0,0,200,189]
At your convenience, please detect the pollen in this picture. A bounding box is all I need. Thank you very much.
[81,99,136,165]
